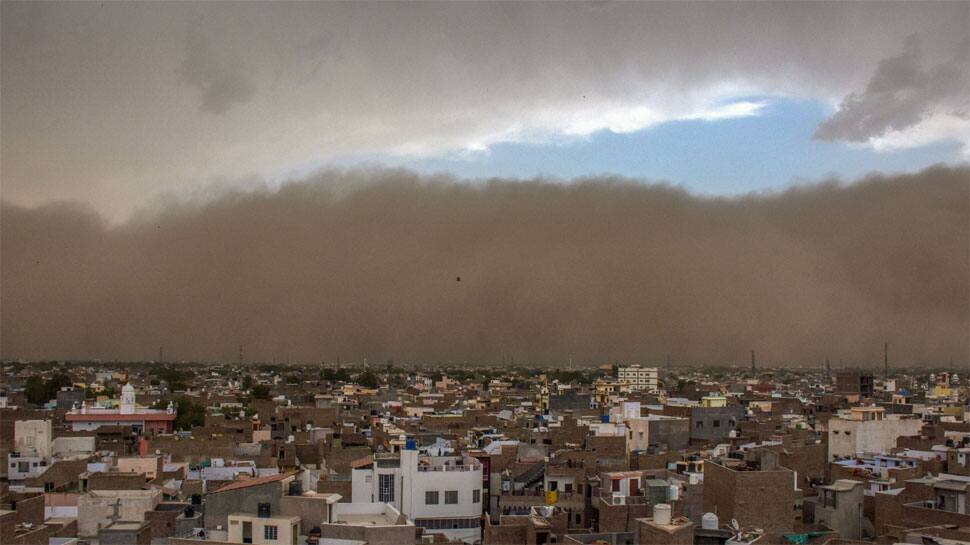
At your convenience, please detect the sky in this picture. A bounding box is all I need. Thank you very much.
[1,2,968,365]
[2,1,969,219]
[319,98,966,196]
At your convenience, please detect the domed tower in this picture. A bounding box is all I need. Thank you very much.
[120,382,136,415]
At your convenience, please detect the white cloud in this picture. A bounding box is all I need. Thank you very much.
[867,113,970,158]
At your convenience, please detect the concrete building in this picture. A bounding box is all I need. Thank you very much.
[323,502,415,545]
[484,505,567,545]
[52,435,96,458]
[14,420,52,459]
[77,488,162,537]
[352,441,483,543]
[626,415,690,453]
[117,456,162,480]
[835,371,875,398]
[205,473,295,530]
[617,365,659,393]
[227,512,300,545]
[98,520,152,545]
[804,479,865,539]
[690,406,745,442]
[828,407,923,460]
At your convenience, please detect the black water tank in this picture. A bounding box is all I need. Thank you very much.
[288,480,303,496]
[257,503,271,518]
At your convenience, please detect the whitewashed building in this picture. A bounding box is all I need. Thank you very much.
[352,440,483,543]
[617,365,659,392]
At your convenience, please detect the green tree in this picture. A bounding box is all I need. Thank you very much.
[25,373,72,406]
[251,384,272,399]
[25,376,49,405]
[154,398,206,430]
[357,371,380,388]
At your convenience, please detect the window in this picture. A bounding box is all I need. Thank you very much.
[564,483,573,493]
[473,489,481,503]
[426,491,439,505]
[378,474,395,503]
[264,525,278,541]
[445,490,458,504]
[695,421,704,429]
[713,420,720,428]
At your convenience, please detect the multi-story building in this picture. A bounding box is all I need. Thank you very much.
[617,365,659,393]
[804,479,865,539]
[703,454,796,534]
[351,440,484,543]
[835,371,875,398]
[828,406,923,460]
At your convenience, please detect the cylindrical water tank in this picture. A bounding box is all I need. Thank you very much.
[702,512,718,530]
[653,503,672,525]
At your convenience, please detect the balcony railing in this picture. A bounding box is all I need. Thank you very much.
[417,464,482,472]
[598,492,649,505]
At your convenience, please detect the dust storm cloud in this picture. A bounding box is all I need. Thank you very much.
[2,166,967,366]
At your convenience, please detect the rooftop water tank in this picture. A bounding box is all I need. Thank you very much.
[702,512,718,530]
[653,503,672,525]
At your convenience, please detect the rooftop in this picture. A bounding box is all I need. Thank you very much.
[210,473,293,494]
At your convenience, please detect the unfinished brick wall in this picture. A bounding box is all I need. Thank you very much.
[703,461,795,533]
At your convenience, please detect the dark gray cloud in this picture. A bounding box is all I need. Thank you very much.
[2,1,968,219]
[816,36,970,142]
[179,25,256,114]
[2,166,967,366]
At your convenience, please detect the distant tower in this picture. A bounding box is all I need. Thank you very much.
[238,345,244,365]
[120,382,136,415]
[884,342,889,378]
[751,350,756,374]
[826,358,831,374]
